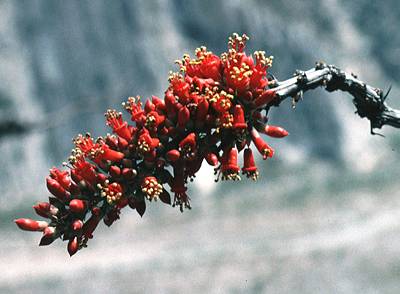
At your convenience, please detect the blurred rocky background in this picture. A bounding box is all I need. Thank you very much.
[1,0,400,293]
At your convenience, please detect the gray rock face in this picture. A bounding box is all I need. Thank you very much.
[1,1,400,293]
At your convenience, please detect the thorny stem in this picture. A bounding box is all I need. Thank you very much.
[267,62,400,135]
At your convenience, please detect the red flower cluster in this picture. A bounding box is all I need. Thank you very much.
[15,34,288,256]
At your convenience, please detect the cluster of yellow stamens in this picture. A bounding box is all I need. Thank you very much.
[211,90,233,110]
[122,96,142,113]
[137,139,150,154]
[67,148,84,166]
[218,113,234,129]
[242,169,259,181]
[228,33,249,52]
[221,171,241,181]
[98,180,123,204]
[176,46,213,73]
[145,114,156,128]
[141,177,163,201]
[104,109,123,125]
[254,51,273,68]
[168,71,184,83]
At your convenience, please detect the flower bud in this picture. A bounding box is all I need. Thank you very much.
[220,148,240,181]
[15,218,48,232]
[205,152,218,166]
[39,226,56,246]
[72,220,83,231]
[69,199,87,213]
[109,165,121,177]
[33,202,58,218]
[144,99,155,113]
[68,237,79,257]
[122,168,137,179]
[166,149,180,162]
[263,125,289,138]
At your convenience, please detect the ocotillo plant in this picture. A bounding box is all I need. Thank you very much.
[15,34,400,256]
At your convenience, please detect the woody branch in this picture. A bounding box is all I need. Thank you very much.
[267,62,400,134]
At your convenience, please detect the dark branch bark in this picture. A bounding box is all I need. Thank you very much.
[268,62,400,134]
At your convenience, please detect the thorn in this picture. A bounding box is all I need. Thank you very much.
[267,72,278,82]
[383,85,392,102]
[370,125,385,137]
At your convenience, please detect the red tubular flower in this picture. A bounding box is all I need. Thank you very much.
[169,72,190,103]
[253,89,276,108]
[263,125,289,138]
[137,128,159,156]
[151,95,166,112]
[144,99,155,113]
[49,167,71,190]
[192,76,216,92]
[251,128,274,159]
[118,136,129,150]
[222,34,252,93]
[199,54,222,81]
[180,47,222,82]
[145,110,165,129]
[141,176,163,201]
[15,219,48,232]
[105,109,132,141]
[164,90,178,118]
[249,51,272,90]
[177,106,190,129]
[68,237,79,257]
[233,105,247,130]
[69,199,87,213]
[179,133,197,160]
[70,156,98,186]
[242,148,259,180]
[73,134,124,163]
[97,142,125,162]
[46,177,70,201]
[73,134,95,156]
[123,96,145,124]
[220,147,241,181]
